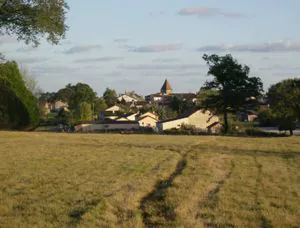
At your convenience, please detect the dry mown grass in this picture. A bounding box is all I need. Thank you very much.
[0,132,299,227]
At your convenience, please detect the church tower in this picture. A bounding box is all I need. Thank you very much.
[160,79,172,95]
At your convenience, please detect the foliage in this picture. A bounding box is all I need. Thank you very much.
[197,88,219,109]
[267,78,300,135]
[78,102,93,121]
[39,106,48,120]
[201,54,263,133]
[56,83,97,109]
[103,88,117,107]
[151,105,177,121]
[39,92,56,103]
[94,97,107,113]
[20,68,43,97]
[0,53,5,62]
[277,117,296,135]
[0,0,69,46]
[245,128,286,137]
[58,108,77,126]
[163,124,210,136]
[170,96,194,114]
[225,113,255,134]
[257,110,276,127]
[0,61,39,129]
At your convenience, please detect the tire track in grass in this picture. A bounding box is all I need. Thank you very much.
[196,161,235,227]
[139,153,187,227]
[254,157,273,228]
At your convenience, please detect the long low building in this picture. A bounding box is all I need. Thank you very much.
[157,109,221,133]
[75,121,140,132]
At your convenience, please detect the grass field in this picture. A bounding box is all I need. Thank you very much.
[0,132,300,227]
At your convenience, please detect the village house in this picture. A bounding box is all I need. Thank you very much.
[117,91,146,108]
[105,105,122,114]
[83,111,159,132]
[116,112,159,128]
[117,94,139,103]
[137,115,158,128]
[39,100,68,113]
[139,112,159,120]
[157,109,221,133]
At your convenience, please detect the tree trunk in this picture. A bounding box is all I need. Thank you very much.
[223,111,228,134]
[289,129,293,136]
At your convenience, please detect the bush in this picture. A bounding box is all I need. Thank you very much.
[257,110,276,127]
[163,124,211,136]
[245,128,287,137]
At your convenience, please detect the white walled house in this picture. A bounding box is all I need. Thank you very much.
[75,121,140,132]
[139,112,159,120]
[157,109,220,133]
[117,94,138,103]
[138,116,158,128]
[105,105,121,114]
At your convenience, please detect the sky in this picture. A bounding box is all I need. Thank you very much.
[1,0,300,96]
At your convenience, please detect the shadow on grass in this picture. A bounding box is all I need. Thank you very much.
[139,156,187,227]
[254,157,273,228]
[196,161,235,227]
[68,198,103,225]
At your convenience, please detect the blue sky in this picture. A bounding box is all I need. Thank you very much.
[1,0,300,96]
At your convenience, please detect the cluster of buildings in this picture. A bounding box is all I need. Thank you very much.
[75,109,221,133]
[40,79,269,133]
[75,80,221,133]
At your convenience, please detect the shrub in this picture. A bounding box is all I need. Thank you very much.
[245,128,286,137]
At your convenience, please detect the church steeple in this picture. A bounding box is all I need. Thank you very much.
[160,79,172,95]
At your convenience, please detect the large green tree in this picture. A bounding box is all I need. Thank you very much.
[103,88,117,107]
[201,54,263,133]
[0,61,39,129]
[0,0,69,46]
[267,78,300,135]
[56,83,97,109]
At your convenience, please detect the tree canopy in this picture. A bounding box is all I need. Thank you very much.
[94,97,107,113]
[0,61,39,129]
[0,0,69,46]
[21,68,43,97]
[103,88,117,107]
[56,83,97,109]
[267,78,300,135]
[78,102,93,121]
[201,54,263,133]
[170,96,194,114]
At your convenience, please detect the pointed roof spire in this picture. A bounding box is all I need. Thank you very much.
[161,79,172,91]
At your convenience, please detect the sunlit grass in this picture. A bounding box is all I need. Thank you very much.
[0,132,299,227]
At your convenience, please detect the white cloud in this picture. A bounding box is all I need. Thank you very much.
[197,41,300,53]
[73,57,124,63]
[178,7,244,18]
[64,45,102,54]
[130,44,182,52]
